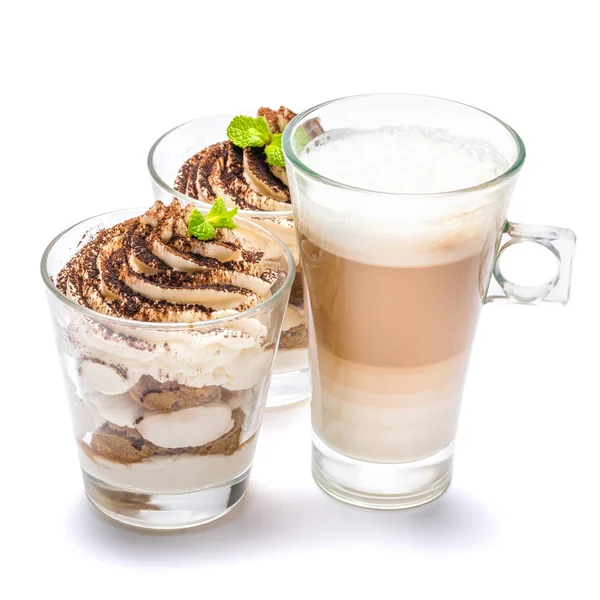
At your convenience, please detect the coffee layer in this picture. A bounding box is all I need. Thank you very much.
[303,246,484,368]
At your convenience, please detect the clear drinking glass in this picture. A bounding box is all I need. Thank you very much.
[283,93,576,509]
[41,208,294,529]
[148,115,309,407]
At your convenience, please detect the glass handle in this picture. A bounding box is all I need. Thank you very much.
[486,221,576,305]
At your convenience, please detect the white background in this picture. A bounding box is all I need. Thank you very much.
[3,1,599,598]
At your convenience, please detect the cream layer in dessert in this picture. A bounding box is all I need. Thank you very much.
[79,438,257,494]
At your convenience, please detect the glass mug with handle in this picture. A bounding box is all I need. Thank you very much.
[283,93,575,509]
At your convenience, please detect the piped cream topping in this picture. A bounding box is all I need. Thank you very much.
[174,106,297,212]
[57,200,279,322]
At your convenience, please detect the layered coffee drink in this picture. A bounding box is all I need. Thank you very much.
[296,127,511,464]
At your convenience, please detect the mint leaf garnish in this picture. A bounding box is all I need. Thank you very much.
[227,115,272,148]
[265,133,285,167]
[188,208,205,232]
[206,198,238,230]
[188,200,238,241]
[188,210,216,241]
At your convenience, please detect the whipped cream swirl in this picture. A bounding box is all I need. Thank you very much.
[57,200,278,322]
[175,107,296,212]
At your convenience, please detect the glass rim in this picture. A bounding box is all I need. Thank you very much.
[147,113,294,219]
[282,92,527,197]
[40,206,296,331]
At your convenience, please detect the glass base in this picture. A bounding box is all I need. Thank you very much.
[312,432,453,509]
[82,468,249,530]
[266,367,311,408]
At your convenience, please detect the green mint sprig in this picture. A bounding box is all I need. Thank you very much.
[227,116,271,148]
[188,198,238,241]
[264,133,285,167]
[226,115,286,167]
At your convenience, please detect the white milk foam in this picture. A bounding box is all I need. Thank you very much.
[298,127,512,267]
[303,126,507,194]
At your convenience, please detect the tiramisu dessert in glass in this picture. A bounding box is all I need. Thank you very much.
[41,200,294,529]
[148,107,311,407]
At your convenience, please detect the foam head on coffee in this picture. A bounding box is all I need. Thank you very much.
[298,127,512,267]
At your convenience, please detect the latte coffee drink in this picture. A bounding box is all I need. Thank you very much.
[299,127,510,463]
[284,98,528,508]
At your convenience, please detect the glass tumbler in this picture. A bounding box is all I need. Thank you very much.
[41,209,294,529]
[283,93,576,509]
[148,114,309,407]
